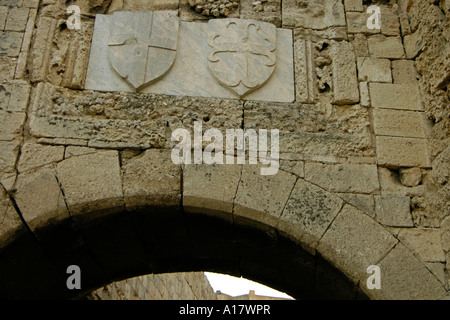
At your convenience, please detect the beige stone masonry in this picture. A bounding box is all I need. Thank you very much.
[374,194,413,227]
[304,162,379,194]
[376,136,431,168]
[121,149,181,209]
[183,164,241,220]
[17,143,64,173]
[377,243,446,300]
[14,166,69,231]
[369,83,423,111]
[392,60,419,84]
[0,184,23,249]
[278,179,344,253]
[234,165,297,228]
[317,204,398,285]
[56,150,124,218]
[373,109,427,138]
[357,57,392,82]
[367,35,405,59]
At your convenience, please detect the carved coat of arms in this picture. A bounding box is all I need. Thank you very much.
[108,12,179,91]
[207,19,277,98]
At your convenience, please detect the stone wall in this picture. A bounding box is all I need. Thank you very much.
[86,272,218,300]
[0,0,448,299]
[402,0,450,292]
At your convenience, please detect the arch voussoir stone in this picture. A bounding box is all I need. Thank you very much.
[56,149,124,221]
[121,148,181,210]
[233,164,297,229]
[277,178,344,254]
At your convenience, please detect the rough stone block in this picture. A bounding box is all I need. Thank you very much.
[375,194,413,227]
[399,167,422,187]
[359,82,370,107]
[337,193,375,217]
[380,6,400,36]
[377,243,447,300]
[121,149,181,209]
[398,228,446,262]
[0,110,25,141]
[56,150,124,217]
[0,6,7,30]
[304,162,379,194]
[29,17,56,83]
[369,83,423,111]
[0,31,23,56]
[183,164,241,219]
[0,140,19,173]
[351,33,369,56]
[376,136,431,168]
[240,0,281,27]
[234,165,297,228]
[7,80,30,112]
[344,0,363,12]
[392,60,418,84]
[5,7,28,31]
[330,41,359,104]
[17,143,65,173]
[122,0,180,11]
[357,57,391,82]
[0,56,15,81]
[278,179,344,252]
[317,204,398,282]
[346,12,380,34]
[30,83,242,150]
[0,185,23,248]
[367,35,405,59]
[373,109,427,138]
[282,0,346,29]
[85,12,295,103]
[294,38,316,103]
[14,167,70,231]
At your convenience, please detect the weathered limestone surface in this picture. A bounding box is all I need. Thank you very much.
[372,109,427,138]
[357,57,391,83]
[317,204,398,283]
[369,83,423,111]
[0,0,448,301]
[278,179,344,252]
[29,82,243,149]
[367,35,405,59]
[234,165,296,228]
[122,149,181,209]
[330,41,359,104]
[0,185,23,248]
[376,136,431,168]
[56,150,124,218]
[282,0,345,29]
[17,143,64,173]
[378,243,446,300]
[374,194,413,227]
[14,166,69,231]
[183,164,241,219]
[304,162,379,194]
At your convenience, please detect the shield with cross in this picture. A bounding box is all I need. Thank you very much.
[108,11,179,92]
[207,19,277,98]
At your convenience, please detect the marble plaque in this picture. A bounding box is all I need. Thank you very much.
[85,11,295,102]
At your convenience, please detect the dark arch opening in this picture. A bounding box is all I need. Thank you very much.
[0,204,369,300]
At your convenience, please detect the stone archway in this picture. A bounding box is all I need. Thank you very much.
[0,148,446,299]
